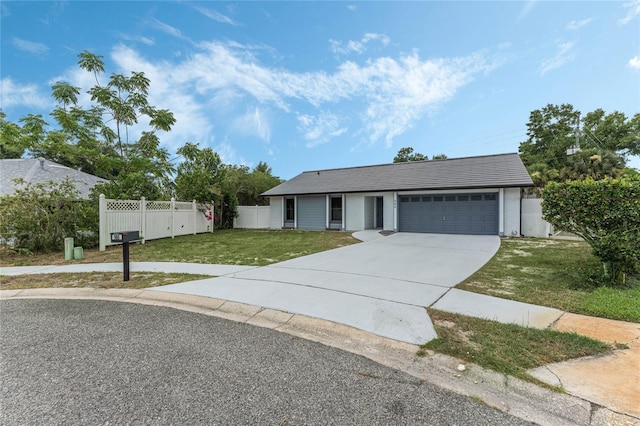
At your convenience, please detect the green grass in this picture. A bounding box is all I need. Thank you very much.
[422,309,612,387]
[0,229,360,267]
[0,272,209,290]
[457,238,640,322]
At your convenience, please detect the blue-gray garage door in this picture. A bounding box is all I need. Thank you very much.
[297,196,326,230]
[398,194,498,235]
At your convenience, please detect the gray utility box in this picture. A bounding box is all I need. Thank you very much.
[110,231,140,244]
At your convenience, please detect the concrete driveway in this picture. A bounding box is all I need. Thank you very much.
[155,231,500,344]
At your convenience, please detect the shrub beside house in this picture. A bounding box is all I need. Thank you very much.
[0,158,107,253]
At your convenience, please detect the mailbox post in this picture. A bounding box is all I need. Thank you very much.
[110,231,140,281]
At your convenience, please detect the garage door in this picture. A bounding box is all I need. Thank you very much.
[297,196,326,230]
[398,193,498,235]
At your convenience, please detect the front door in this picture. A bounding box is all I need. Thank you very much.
[376,197,383,228]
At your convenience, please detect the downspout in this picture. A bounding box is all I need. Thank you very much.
[499,188,505,236]
[281,197,285,228]
[393,192,398,232]
[326,195,330,229]
[341,193,345,231]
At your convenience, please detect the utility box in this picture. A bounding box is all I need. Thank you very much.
[110,231,140,244]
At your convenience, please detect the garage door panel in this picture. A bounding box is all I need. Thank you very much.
[399,193,498,235]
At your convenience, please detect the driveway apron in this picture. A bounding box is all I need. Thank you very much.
[154,232,501,344]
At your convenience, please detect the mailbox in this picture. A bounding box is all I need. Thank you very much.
[110,230,140,282]
[111,231,140,243]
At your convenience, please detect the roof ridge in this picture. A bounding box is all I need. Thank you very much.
[301,152,520,174]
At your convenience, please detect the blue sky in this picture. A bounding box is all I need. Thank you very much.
[2,1,639,179]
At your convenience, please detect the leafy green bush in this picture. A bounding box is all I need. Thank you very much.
[542,177,640,285]
[0,178,98,253]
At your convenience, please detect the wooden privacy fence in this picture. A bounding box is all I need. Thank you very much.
[99,194,214,251]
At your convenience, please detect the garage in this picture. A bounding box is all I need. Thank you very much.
[297,196,326,230]
[398,193,498,235]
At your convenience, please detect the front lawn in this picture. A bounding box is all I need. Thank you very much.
[0,229,360,267]
[420,309,613,388]
[457,238,640,322]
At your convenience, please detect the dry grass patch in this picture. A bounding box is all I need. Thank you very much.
[0,272,209,290]
[421,309,613,387]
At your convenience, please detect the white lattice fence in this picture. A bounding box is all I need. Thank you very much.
[99,195,214,251]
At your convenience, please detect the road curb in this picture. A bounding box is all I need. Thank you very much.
[1,289,637,426]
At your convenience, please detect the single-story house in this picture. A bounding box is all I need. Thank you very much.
[262,153,534,236]
[0,158,107,200]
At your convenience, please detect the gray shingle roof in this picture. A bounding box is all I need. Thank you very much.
[0,158,108,199]
[263,153,533,196]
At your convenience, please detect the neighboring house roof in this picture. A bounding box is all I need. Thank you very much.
[0,158,108,199]
[263,153,533,197]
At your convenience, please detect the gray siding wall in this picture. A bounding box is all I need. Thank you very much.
[297,196,326,230]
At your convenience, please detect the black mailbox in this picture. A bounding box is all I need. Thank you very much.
[110,231,140,282]
[111,230,140,243]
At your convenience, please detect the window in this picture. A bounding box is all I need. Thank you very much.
[484,194,497,201]
[458,195,469,201]
[445,196,456,201]
[411,196,420,202]
[285,198,295,221]
[433,196,443,202]
[331,197,342,221]
[400,197,410,203]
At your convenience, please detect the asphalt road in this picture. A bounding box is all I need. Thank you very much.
[0,299,534,425]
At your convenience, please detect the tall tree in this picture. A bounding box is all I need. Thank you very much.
[174,142,224,203]
[0,111,27,159]
[13,51,176,199]
[519,103,580,169]
[581,109,640,158]
[519,104,636,188]
[393,147,427,163]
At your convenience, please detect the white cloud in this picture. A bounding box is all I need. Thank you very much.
[297,112,347,147]
[118,33,155,46]
[566,18,593,30]
[629,56,640,69]
[619,0,640,24]
[151,19,190,42]
[347,5,357,12]
[231,107,271,142]
[193,5,240,26]
[0,78,49,109]
[11,37,49,55]
[330,33,390,56]
[517,0,537,21]
[539,41,575,75]
[49,40,500,153]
